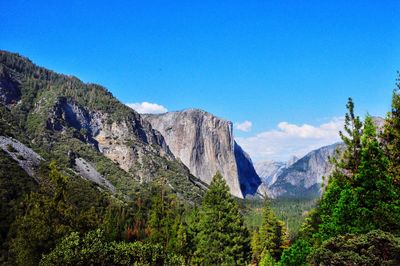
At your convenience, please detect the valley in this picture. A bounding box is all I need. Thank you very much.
[1,50,399,265]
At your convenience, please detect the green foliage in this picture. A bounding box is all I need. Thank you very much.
[279,239,312,266]
[40,229,181,266]
[251,199,288,264]
[382,72,400,180]
[281,90,400,265]
[312,230,400,266]
[259,251,277,266]
[243,198,316,240]
[337,97,363,174]
[9,162,107,265]
[317,116,400,240]
[0,151,37,264]
[193,172,251,265]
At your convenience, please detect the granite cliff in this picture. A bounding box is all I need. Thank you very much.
[144,109,261,198]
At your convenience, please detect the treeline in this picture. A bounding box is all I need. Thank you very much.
[279,77,400,265]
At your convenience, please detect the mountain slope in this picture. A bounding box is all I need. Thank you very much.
[255,156,299,187]
[144,109,261,198]
[268,143,344,198]
[0,50,205,202]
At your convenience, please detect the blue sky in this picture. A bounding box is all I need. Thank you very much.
[1,1,399,161]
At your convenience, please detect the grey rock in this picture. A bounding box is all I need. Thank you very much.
[268,143,344,199]
[74,157,116,193]
[144,109,261,198]
[47,97,174,182]
[255,156,299,187]
[0,136,43,177]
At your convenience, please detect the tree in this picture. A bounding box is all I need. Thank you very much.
[382,72,400,183]
[252,199,288,263]
[279,239,313,266]
[324,116,399,236]
[312,230,400,265]
[193,172,251,265]
[338,97,363,174]
[10,162,102,265]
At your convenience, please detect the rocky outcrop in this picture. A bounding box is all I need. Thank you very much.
[46,97,174,181]
[0,136,43,177]
[268,143,344,199]
[144,109,261,198]
[74,157,116,193]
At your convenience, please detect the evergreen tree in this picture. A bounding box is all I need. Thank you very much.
[251,230,262,264]
[338,97,363,174]
[10,162,102,265]
[319,116,400,237]
[193,172,251,265]
[254,199,288,262]
[316,99,365,240]
[382,72,400,183]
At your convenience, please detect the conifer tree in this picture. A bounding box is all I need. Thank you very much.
[338,97,363,174]
[319,116,400,238]
[255,199,288,262]
[382,72,400,182]
[193,172,251,265]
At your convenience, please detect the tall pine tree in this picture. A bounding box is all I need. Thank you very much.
[193,172,251,265]
[252,198,288,263]
[382,72,400,183]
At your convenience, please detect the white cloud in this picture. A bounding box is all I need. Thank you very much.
[126,102,168,114]
[235,117,344,162]
[235,120,253,132]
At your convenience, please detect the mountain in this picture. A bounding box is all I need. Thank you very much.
[143,109,261,198]
[0,50,205,202]
[258,116,385,199]
[255,156,299,187]
[267,143,344,199]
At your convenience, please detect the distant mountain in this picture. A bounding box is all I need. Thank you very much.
[255,156,299,187]
[267,143,344,199]
[144,109,261,198]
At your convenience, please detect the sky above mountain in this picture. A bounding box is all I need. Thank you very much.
[1,0,399,161]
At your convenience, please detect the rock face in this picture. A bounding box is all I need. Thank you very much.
[0,136,43,177]
[144,109,261,198]
[47,97,172,179]
[268,143,344,199]
[255,156,298,187]
[74,157,116,193]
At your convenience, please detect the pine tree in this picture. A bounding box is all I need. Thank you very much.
[193,172,251,265]
[352,116,400,233]
[251,230,262,264]
[257,199,288,261]
[338,97,363,175]
[316,98,364,239]
[382,72,400,183]
[319,116,400,238]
